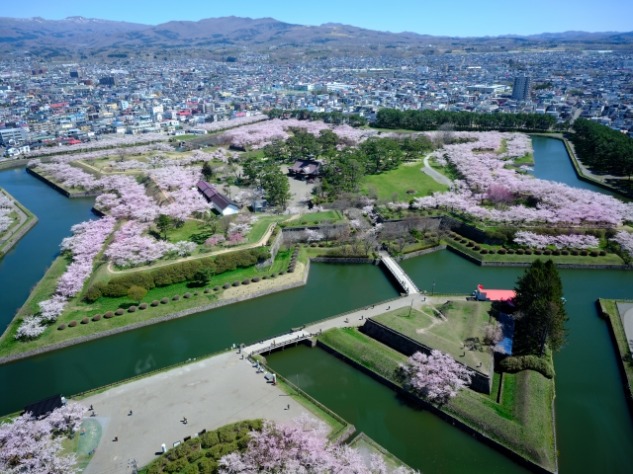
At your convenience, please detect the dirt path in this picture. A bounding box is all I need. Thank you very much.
[422,155,452,186]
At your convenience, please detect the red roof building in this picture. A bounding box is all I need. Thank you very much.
[474,284,516,302]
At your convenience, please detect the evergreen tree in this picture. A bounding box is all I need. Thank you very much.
[513,259,567,356]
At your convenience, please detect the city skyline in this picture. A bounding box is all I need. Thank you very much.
[2,0,632,37]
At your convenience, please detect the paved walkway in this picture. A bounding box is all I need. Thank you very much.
[80,293,453,473]
[422,155,452,186]
[82,352,315,474]
[379,251,419,295]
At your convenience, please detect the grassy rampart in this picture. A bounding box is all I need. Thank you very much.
[317,328,557,473]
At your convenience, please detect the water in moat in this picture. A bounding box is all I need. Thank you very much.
[0,136,632,472]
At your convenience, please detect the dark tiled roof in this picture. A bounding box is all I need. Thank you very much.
[197,180,236,211]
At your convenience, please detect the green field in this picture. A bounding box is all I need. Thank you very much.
[361,161,448,201]
[286,209,346,226]
[372,301,494,373]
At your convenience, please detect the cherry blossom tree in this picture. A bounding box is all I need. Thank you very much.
[612,231,633,260]
[0,402,86,474]
[219,416,416,474]
[401,349,473,404]
[514,231,600,250]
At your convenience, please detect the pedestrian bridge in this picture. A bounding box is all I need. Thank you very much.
[379,251,419,295]
[242,330,312,356]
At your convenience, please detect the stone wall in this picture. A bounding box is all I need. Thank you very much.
[360,318,492,394]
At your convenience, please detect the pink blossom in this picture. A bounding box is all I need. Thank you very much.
[401,349,473,403]
[0,402,85,473]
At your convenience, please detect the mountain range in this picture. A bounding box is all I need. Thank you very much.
[1,16,631,60]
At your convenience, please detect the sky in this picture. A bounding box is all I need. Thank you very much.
[2,0,632,37]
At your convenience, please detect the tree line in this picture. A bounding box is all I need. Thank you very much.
[266,108,368,127]
[374,108,558,132]
[570,118,633,181]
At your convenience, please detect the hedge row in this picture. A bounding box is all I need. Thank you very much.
[142,419,263,474]
[499,355,555,379]
[85,248,267,301]
[450,233,606,257]
[57,299,153,330]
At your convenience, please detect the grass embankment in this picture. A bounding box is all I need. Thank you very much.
[361,160,448,202]
[318,328,557,473]
[0,249,294,358]
[373,301,494,373]
[598,299,633,402]
[445,236,625,266]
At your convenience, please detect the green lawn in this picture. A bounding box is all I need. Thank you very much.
[373,301,494,374]
[288,210,345,226]
[361,161,448,201]
[318,328,557,473]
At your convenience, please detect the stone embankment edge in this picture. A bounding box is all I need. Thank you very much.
[0,261,311,365]
[316,339,557,474]
[596,298,633,417]
[0,189,38,256]
[25,167,100,198]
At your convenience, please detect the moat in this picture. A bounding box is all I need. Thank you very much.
[0,136,632,473]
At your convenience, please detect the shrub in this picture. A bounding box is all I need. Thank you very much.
[552,250,561,256]
[68,320,78,327]
[183,292,191,299]
[543,249,552,255]
[91,314,102,322]
[499,355,555,379]
[251,277,260,283]
[161,297,169,304]
[128,306,137,313]
[571,249,579,256]
[81,317,89,324]
[151,300,160,307]
[242,279,250,285]
[172,295,180,301]
[57,324,66,330]
[506,249,515,254]
[497,248,506,255]
[580,250,588,256]
[203,288,210,294]
[139,303,148,310]
[534,249,542,255]
[83,285,103,303]
[115,309,124,316]
[480,249,488,254]
[561,250,569,256]
[104,311,114,319]
[213,286,220,291]
[223,283,231,289]
[288,268,295,273]
[516,249,524,255]
[279,270,286,275]
[193,292,198,296]
[466,241,474,247]
[599,250,607,256]
[590,250,599,257]
[262,275,267,280]
[232,281,240,287]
